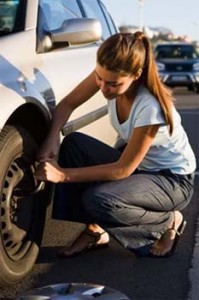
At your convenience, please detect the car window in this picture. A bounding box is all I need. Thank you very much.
[0,0,26,36]
[155,45,199,59]
[40,0,82,31]
[79,0,111,40]
[98,0,117,35]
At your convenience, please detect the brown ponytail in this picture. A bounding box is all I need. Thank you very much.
[97,32,174,135]
[141,34,174,135]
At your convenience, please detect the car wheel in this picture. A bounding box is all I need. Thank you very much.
[16,282,130,299]
[0,125,48,286]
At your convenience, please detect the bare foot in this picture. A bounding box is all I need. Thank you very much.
[57,225,109,258]
[150,211,183,257]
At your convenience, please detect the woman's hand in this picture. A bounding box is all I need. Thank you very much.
[34,160,65,183]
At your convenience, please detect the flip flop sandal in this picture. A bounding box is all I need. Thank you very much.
[151,218,187,258]
[134,218,187,258]
[155,218,187,258]
[57,229,109,258]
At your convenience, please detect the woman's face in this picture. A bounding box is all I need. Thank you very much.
[95,63,135,100]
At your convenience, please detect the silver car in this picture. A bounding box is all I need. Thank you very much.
[0,0,118,286]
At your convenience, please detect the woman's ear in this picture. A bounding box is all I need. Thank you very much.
[134,68,143,81]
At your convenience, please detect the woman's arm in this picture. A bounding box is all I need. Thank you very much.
[38,71,99,161]
[35,124,160,182]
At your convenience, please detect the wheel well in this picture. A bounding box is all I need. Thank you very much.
[6,103,51,146]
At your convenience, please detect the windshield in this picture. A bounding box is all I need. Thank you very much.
[0,0,26,36]
[155,44,199,59]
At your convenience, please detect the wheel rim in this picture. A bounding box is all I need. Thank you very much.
[1,154,36,261]
[16,283,130,299]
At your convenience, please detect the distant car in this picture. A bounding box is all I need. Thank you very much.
[154,42,199,93]
[0,0,119,286]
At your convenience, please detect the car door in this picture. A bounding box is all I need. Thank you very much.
[37,0,118,145]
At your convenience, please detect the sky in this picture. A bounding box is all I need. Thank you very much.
[104,0,199,42]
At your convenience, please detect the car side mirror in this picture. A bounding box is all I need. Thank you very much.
[42,18,102,51]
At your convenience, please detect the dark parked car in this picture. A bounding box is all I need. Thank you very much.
[154,42,199,93]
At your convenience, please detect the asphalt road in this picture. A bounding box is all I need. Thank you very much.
[1,88,199,300]
[174,88,199,109]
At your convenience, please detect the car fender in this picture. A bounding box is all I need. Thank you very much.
[0,84,51,132]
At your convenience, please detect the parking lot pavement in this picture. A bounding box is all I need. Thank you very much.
[188,188,199,300]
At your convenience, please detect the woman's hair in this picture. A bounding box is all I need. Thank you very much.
[97,31,174,135]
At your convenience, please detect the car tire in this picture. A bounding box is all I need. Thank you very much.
[0,125,49,286]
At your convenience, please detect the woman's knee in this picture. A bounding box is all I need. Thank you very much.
[61,132,82,149]
[59,132,85,166]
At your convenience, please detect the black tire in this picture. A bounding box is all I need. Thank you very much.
[0,125,48,286]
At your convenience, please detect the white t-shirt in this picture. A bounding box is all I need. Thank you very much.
[108,86,196,174]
